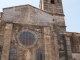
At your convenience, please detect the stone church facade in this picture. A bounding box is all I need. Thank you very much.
[0,0,80,60]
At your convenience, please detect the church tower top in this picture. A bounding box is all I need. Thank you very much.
[39,0,64,15]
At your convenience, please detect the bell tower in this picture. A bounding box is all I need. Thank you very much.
[40,1,73,60]
[39,0,64,14]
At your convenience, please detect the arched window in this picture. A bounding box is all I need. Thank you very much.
[9,49,17,60]
[0,46,2,60]
[36,51,42,60]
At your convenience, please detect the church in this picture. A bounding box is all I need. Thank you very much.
[0,0,80,60]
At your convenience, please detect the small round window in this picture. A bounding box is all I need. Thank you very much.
[19,31,35,46]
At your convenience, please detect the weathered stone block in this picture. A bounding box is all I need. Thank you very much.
[3,5,53,26]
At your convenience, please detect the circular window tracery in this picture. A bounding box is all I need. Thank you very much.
[19,31,35,46]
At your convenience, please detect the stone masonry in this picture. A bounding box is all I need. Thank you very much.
[0,0,80,60]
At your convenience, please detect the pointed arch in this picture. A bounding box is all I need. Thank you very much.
[9,48,17,60]
[36,50,42,60]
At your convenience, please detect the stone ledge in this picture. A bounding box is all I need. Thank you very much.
[66,32,80,36]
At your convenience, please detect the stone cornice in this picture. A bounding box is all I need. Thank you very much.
[66,32,80,37]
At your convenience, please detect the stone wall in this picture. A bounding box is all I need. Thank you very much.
[67,32,80,53]
[66,32,80,60]
[1,23,13,60]
[0,12,4,46]
[3,5,53,26]
[0,27,4,46]
[40,0,64,14]
[8,23,45,60]
[0,1,79,60]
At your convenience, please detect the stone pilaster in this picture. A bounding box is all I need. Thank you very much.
[73,33,80,52]
[43,27,53,60]
[53,32,60,60]
[66,36,73,60]
[1,23,13,60]
[53,24,69,60]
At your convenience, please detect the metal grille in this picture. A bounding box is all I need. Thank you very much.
[37,51,42,60]
[9,49,17,60]
[19,31,35,46]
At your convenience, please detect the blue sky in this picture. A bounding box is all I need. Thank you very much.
[0,0,80,33]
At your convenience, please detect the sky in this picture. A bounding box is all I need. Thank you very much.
[0,0,80,33]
